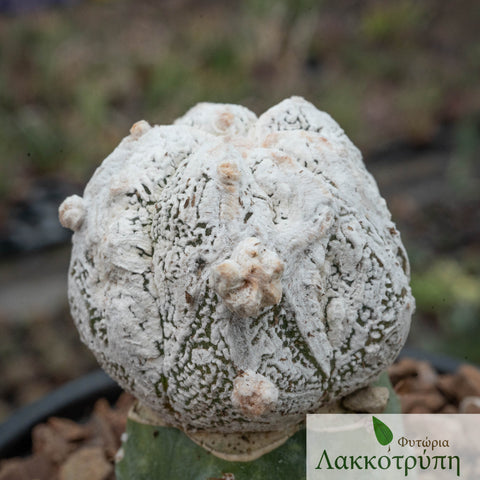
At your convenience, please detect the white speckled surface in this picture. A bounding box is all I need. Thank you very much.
[60,97,414,433]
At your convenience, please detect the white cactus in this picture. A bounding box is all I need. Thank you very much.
[60,96,414,435]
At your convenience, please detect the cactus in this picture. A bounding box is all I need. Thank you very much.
[59,97,412,476]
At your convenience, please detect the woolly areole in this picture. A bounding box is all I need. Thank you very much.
[60,97,414,433]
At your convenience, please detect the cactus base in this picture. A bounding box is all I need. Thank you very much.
[115,419,306,480]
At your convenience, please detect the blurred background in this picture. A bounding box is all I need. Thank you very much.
[0,0,479,422]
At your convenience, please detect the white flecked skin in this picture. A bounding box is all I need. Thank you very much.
[60,97,414,433]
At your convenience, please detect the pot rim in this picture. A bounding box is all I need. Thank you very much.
[0,369,120,460]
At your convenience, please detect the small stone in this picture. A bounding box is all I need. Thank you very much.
[0,454,55,480]
[394,376,437,395]
[456,364,480,398]
[436,365,480,404]
[59,447,113,480]
[416,361,438,386]
[32,423,72,464]
[114,393,135,414]
[459,396,480,413]
[48,417,90,442]
[91,398,126,456]
[399,391,446,413]
[436,374,458,402]
[342,386,389,413]
[388,358,421,385]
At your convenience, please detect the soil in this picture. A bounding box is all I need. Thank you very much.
[1,357,480,480]
[0,393,134,480]
[390,358,480,413]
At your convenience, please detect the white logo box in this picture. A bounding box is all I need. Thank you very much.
[307,414,479,479]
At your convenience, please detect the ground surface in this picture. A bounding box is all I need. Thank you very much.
[2,358,480,479]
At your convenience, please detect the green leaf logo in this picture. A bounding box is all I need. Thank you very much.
[372,416,393,446]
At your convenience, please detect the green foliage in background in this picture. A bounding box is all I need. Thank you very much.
[410,257,480,363]
[1,0,480,200]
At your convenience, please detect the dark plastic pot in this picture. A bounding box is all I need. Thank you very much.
[0,370,121,459]
[0,348,471,460]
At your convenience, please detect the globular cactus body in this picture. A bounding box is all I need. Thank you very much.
[60,97,413,437]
